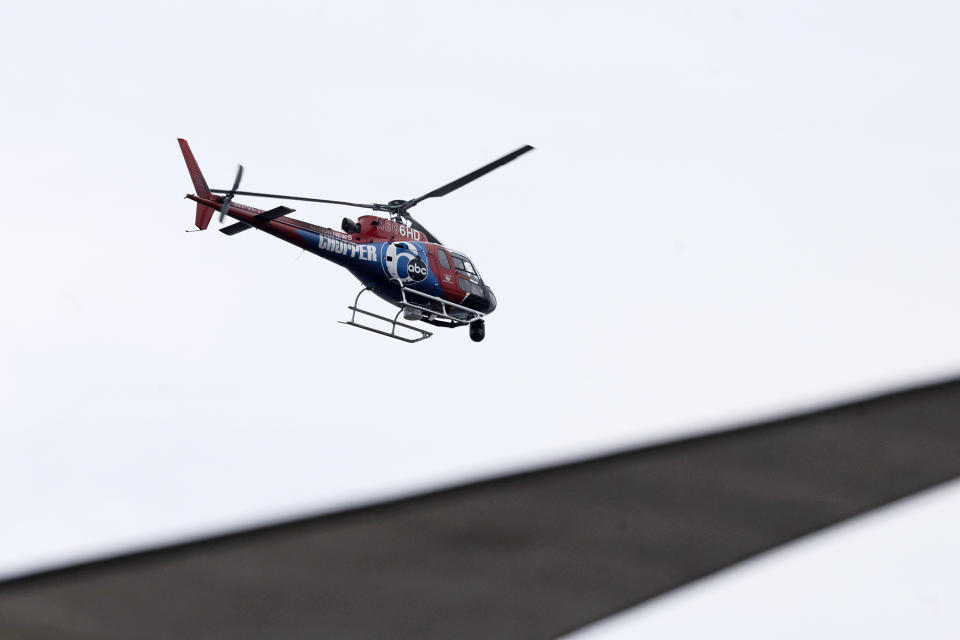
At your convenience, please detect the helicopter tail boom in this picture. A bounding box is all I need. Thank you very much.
[178,138,216,230]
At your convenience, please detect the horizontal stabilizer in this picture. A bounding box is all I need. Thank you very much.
[220,222,252,236]
[255,206,294,221]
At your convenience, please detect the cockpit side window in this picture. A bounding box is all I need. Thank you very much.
[437,247,451,270]
[451,252,482,284]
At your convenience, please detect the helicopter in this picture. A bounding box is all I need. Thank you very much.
[178,139,533,343]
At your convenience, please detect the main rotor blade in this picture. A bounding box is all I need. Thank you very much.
[404,145,534,208]
[209,189,380,211]
[405,213,442,245]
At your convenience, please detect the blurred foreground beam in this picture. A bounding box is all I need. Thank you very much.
[3,378,960,639]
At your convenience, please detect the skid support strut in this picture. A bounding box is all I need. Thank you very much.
[339,288,433,343]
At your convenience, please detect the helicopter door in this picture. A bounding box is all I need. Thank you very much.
[428,245,462,302]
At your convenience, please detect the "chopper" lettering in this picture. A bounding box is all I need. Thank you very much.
[319,236,378,262]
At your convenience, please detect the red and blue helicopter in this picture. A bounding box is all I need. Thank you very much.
[179,139,533,343]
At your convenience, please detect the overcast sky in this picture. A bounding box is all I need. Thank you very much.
[2,1,959,635]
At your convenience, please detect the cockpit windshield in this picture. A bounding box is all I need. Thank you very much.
[450,252,482,285]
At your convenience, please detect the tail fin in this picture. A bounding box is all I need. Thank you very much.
[178,138,215,230]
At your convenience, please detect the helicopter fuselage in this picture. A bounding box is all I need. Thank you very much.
[178,137,531,342]
[187,195,497,320]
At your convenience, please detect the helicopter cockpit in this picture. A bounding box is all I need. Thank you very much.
[451,252,482,284]
[448,251,496,315]
[449,251,484,297]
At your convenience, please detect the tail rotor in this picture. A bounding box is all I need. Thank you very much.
[218,164,244,223]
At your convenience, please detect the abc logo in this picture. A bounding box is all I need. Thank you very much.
[407,258,428,282]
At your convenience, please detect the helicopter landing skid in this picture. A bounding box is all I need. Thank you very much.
[339,288,433,343]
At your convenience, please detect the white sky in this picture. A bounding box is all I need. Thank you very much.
[2,1,959,634]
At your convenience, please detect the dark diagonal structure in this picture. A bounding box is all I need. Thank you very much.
[2,378,960,638]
